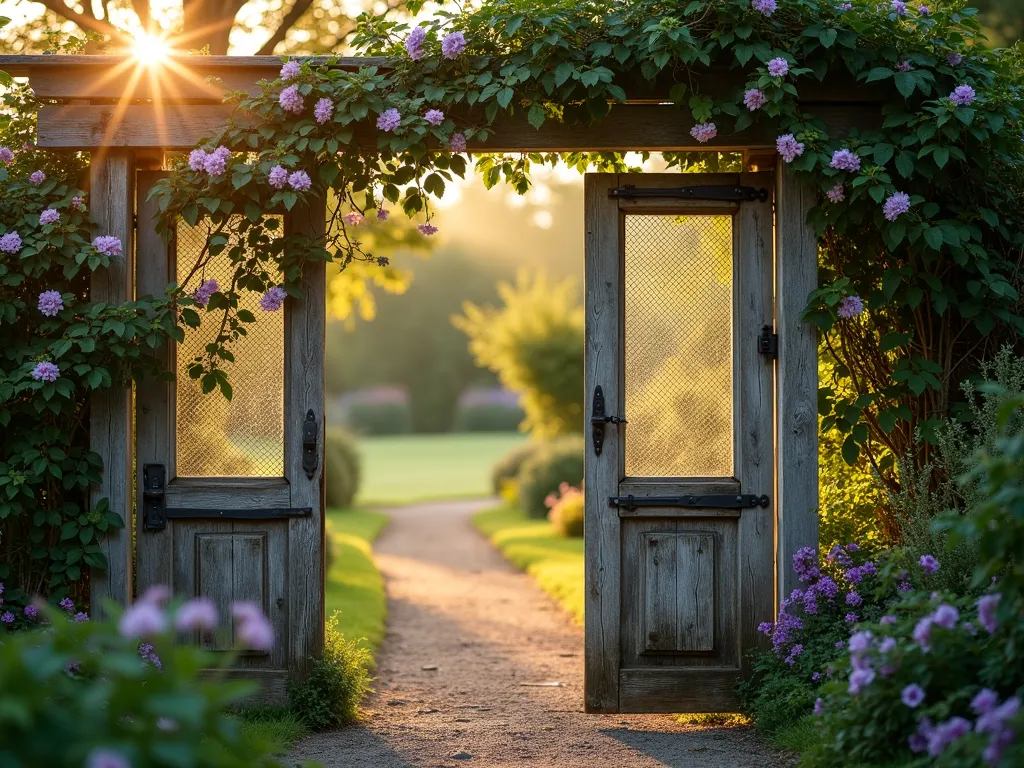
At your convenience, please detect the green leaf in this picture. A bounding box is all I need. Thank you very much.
[933,147,949,169]
[842,434,860,464]
[819,28,838,48]
[554,62,574,87]
[893,71,915,99]
[496,87,514,108]
[924,227,944,251]
[528,104,546,129]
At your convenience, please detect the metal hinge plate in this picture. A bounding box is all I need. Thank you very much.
[609,185,770,203]
[758,325,778,359]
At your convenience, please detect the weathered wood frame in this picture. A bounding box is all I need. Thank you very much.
[5,51,852,647]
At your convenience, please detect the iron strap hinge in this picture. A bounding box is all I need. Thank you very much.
[609,494,771,510]
[609,184,770,203]
[164,507,313,520]
[758,325,778,359]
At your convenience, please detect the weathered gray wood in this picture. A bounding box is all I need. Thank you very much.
[233,521,289,670]
[775,165,820,599]
[618,668,740,713]
[677,534,715,652]
[195,530,235,651]
[584,173,623,713]
[232,531,268,652]
[164,478,291,508]
[214,669,290,705]
[644,533,680,653]
[89,150,136,615]
[284,195,327,676]
[135,170,174,599]
[616,479,740,497]
[736,171,777,664]
[616,507,741,519]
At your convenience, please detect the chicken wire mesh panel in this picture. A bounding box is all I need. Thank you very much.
[175,221,284,477]
[623,214,734,478]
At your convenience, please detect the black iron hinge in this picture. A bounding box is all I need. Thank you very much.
[609,494,771,510]
[758,325,778,359]
[609,185,770,203]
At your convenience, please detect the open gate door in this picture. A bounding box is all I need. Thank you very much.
[134,171,326,701]
[584,172,775,713]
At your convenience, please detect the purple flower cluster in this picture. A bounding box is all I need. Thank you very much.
[776,134,805,163]
[919,554,939,574]
[260,286,287,312]
[743,88,767,111]
[425,109,445,126]
[0,231,22,253]
[280,60,300,80]
[192,278,218,307]
[279,85,304,114]
[39,208,60,225]
[883,191,911,221]
[406,27,427,60]
[38,290,63,317]
[690,122,717,143]
[752,0,776,16]
[441,31,467,59]
[830,148,861,172]
[314,97,334,125]
[977,593,1000,634]
[377,108,402,132]
[449,132,468,153]
[200,146,230,177]
[0,146,13,164]
[269,165,289,189]
[0,611,14,625]
[174,597,218,632]
[377,208,390,221]
[33,361,60,383]
[838,295,865,319]
[418,223,439,236]
[231,601,275,650]
[896,60,913,72]
[93,235,123,257]
[138,641,163,670]
[947,52,964,67]
[891,0,908,15]
[87,749,130,768]
[288,170,312,191]
[975,692,1020,764]
[30,170,46,185]
[767,57,789,78]
[24,605,37,620]
[950,84,977,106]
[59,597,75,612]
[343,211,364,226]
[72,196,86,211]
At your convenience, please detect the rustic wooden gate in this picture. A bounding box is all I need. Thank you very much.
[134,171,326,700]
[584,172,776,713]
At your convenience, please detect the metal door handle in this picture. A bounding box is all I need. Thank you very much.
[591,386,625,456]
[302,409,319,479]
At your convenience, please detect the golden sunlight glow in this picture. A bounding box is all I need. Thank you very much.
[131,32,171,66]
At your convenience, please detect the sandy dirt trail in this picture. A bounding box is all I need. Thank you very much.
[290,499,791,768]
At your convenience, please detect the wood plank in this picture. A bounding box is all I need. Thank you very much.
[775,164,820,600]
[643,533,680,653]
[231,531,269,654]
[210,668,290,706]
[195,531,235,651]
[89,150,136,616]
[736,171,777,668]
[284,195,327,677]
[232,521,289,670]
[616,507,741,519]
[618,667,741,713]
[583,173,624,713]
[164,478,291,508]
[35,102,879,151]
[134,170,174,600]
[677,534,715,652]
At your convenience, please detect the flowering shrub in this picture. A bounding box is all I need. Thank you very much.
[545,482,584,538]
[0,589,284,767]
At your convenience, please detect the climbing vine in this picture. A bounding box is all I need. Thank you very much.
[152,0,1024,492]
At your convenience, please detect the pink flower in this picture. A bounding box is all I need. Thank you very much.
[174,597,218,632]
[977,593,1000,633]
[280,60,301,80]
[93,235,123,256]
[776,134,805,163]
[838,295,864,319]
[441,31,467,59]
[193,278,218,307]
[883,191,911,221]
[39,208,60,225]
[260,286,287,312]
[118,600,167,638]
[38,290,63,316]
[424,109,445,126]
[902,684,926,708]
[86,749,131,768]
[29,170,46,185]
[0,232,23,253]
[231,601,274,650]
[377,108,402,132]
[767,57,789,78]
[830,148,861,172]
[288,170,312,191]
[141,585,171,604]
[188,149,207,171]
[690,122,717,143]
[314,97,334,125]
[449,132,468,152]
[376,208,390,221]
[279,85,304,114]
[752,0,776,16]
[950,84,976,106]
[32,361,60,382]
[919,554,940,574]
[743,88,767,111]
[405,27,427,60]
[269,165,289,189]
[343,212,364,226]
[418,223,438,236]
[0,146,13,164]
[826,183,845,203]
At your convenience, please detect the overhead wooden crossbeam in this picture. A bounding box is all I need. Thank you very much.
[3,54,884,152]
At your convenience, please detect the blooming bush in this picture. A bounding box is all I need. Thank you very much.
[0,590,284,767]
[545,482,584,538]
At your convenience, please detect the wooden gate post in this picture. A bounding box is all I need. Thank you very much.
[89,149,136,614]
[775,164,820,601]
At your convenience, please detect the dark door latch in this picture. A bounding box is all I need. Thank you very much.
[142,463,167,531]
[302,409,319,479]
[591,385,626,456]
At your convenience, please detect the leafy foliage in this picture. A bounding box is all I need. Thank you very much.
[324,426,362,509]
[516,435,584,518]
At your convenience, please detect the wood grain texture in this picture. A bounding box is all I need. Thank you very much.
[584,173,624,713]
[135,170,174,598]
[643,534,714,653]
[284,195,327,677]
[164,480,291,508]
[210,669,289,706]
[736,171,777,667]
[89,151,136,615]
[775,165,820,600]
[196,532,235,651]
[618,667,741,713]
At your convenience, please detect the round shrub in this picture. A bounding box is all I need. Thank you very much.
[547,484,584,538]
[490,440,537,495]
[324,427,362,510]
[454,402,525,432]
[344,401,412,435]
[517,435,584,519]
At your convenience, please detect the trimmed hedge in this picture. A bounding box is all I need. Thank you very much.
[490,440,537,496]
[344,402,411,435]
[454,402,524,432]
[517,435,584,519]
[324,427,362,510]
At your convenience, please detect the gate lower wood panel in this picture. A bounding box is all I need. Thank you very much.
[135,171,326,701]
[584,173,775,714]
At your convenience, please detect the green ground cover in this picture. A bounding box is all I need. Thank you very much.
[356,432,527,505]
[324,507,390,651]
[473,504,585,623]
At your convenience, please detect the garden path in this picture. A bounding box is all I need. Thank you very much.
[289,499,790,768]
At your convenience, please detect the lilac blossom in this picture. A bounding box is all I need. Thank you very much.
[141,585,171,604]
[813,697,824,715]
[280,60,300,80]
[909,719,932,753]
[139,642,163,670]
[977,696,1020,735]
[846,543,860,552]
[38,290,63,317]
[845,591,863,607]
[424,109,445,126]
[879,636,896,654]
[119,601,167,637]
[193,279,218,308]
[827,183,845,203]
[918,4,930,15]
[72,196,86,211]
[449,132,468,152]
[845,613,858,623]
[848,630,873,653]
[93,236,123,256]
[891,0,908,15]
[784,643,804,664]
[977,593,1000,633]
[377,108,402,132]
[792,547,820,582]
[269,165,289,189]
[902,684,926,708]
[896,60,913,72]
[441,31,467,59]
[32,361,60,383]
[343,212,364,226]
[74,612,89,622]
[838,295,865,319]
[927,717,971,757]
[913,617,933,652]
[0,611,13,625]
[279,85,304,114]
[203,150,228,177]
[86,749,130,768]
[898,580,912,592]
[232,601,275,650]
[260,286,287,312]
[848,667,875,695]
[932,604,959,629]
[690,123,717,143]
[59,597,75,612]
[418,223,439,236]
[830,149,861,172]
[405,27,427,60]
[835,641,845,649]
[288,170,312,191]
[972,689,999,715]
[376,208,390,221]
[767,57,790,77]
[174,597,218,632]
[0,146,13,164]
[919,554,940,574]
[314,98,334,125]
[24,605,37,619]
[883,191,911,221]
[815,575,839,599]
[826,544,852,567]
[0,232,22,253]
[188,149,207,171]
[950,84,977,106]
[39,208,60,225]
[947,52,964,67]
[30,170,46,185]
[744,88,767,111]
[812,672,822,682]
[776,134,805,163]
[752,0,777,16]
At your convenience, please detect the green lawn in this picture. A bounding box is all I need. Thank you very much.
[356,432,527,506]
[473,504,585,623]
[325,507,390,651]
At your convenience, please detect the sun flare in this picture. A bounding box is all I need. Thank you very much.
[131,32,171,66]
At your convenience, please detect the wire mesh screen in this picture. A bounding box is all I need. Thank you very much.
[623,214,734,478]
[175,221,284,477]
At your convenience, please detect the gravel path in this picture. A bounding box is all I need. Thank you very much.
[290,499,789,768]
